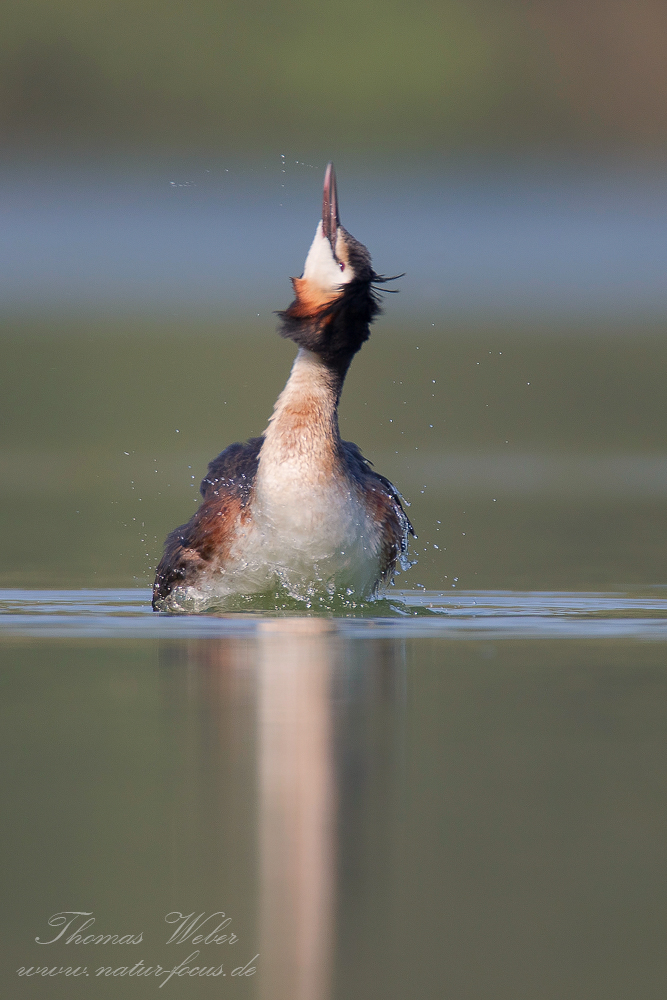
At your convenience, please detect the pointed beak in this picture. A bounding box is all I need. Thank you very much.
[322,162,340,257]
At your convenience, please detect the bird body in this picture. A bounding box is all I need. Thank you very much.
[153,165,414,611]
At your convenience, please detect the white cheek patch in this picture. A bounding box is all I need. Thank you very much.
[302,222,355,291]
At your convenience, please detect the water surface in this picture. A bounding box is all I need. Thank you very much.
[2,588,667,638]
[2,590,667,998]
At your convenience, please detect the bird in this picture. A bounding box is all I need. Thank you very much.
[152,163,414,612]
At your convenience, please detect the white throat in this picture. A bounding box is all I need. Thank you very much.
[302,222,354,293]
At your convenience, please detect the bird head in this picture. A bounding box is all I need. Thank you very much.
[279,164,389,374]
[297,163,374,300]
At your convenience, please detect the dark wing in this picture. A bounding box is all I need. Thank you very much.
[342,440,415,583]
[152,437,263,609]
[200,436,264,499]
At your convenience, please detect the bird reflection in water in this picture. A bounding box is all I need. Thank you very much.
[257,619,337,1000]
[159,624,406,1000]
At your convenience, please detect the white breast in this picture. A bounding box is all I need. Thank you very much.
[247,468,382,597]
[176,349,385,608]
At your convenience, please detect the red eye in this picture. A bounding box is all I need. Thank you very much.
[339,261,345,272]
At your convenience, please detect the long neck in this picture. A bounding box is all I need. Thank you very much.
[260,349,345,469]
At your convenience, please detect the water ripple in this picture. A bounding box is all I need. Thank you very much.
[1,589,667,640]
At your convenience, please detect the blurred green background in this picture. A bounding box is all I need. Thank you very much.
[1,0,666,593]
[2,318,666,591]
[2,0,667,156]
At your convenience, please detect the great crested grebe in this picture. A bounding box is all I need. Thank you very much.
[153,163,414,611]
